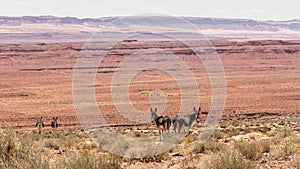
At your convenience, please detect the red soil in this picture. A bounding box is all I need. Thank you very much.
[0,40,299,129]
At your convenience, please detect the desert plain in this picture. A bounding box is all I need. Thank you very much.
[0,39,300,168]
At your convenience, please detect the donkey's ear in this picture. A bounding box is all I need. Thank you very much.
[155,107,157,112]
[198,107,201,112]
[56,117,58,120]
[150,107,153,112]
[193,107,196,112]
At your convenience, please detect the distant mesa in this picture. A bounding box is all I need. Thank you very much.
[1,16,300,41]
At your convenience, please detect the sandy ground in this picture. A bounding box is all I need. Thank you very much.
[0,40,299,129]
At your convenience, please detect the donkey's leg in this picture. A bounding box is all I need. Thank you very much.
[173,121,177,133]
[159,127,163,142]
[178,122,183,133]
[38,125,42,134]
[164,121,169,134]
[185,126,191,136]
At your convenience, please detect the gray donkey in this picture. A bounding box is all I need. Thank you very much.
[35,116,44,134]
[173,107,201,134]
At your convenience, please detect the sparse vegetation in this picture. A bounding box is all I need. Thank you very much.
[0,117,300,168]
[0,127,49,169]
[44,139,60,150]
[212,130,225,139]
[205,150,257,169]
[204,140,226,153]
[0,127,121,169]
[234,140,270,160]
[55,151,121,169]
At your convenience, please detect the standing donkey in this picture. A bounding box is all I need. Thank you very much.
[173,107,201,135]
[35,116,44,134]
[150,107,172,141]
[51,117,58,129]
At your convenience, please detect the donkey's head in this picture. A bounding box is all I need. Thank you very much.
[150,107,158,122]
[193,107,201,123]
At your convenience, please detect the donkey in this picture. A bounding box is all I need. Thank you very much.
[173,107,201,135]
[35,116,44,134]
[51,117,58,129]
[150,107,172,141]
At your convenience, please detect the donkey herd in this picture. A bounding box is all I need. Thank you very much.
[150,107,201,136]
[35,107,201,138]
[35,116,58,134]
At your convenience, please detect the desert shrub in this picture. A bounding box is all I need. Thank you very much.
[169,144,183,154]
[269,127,293,138]
[271,137,299,160]
[259,140,271,153]
[62,134,80,148]
[212,130,225,140]
[205,150,257,169]
[204,140,226,153]
[44,139,60,150]
[140,151,170,162]
[0,127,49,169]
[56,151,121,169]
[234,140,270,161]
[186,141,205,154]
[270,136,282,144]
[184,135,198,145]
[226,128,241,138]
[231,121,241,127]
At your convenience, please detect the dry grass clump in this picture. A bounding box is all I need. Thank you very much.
[184,134,198,145]
[270,136,300,160]
[234,140,270,161]
[0,127,49,169]
[226,128,242,138]
[267,127,293,138]
[0,127,123,169]
[55,151,121,169]
[203,140,226,153]
[186,141,205,154]
[205,150,257,169]
[212,130,226,140]
[44,139,60,150]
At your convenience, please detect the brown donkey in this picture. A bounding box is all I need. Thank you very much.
[150,107,171,141]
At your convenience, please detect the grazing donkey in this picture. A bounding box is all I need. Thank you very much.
[150,107,172,141]
[35,116,44,134]
[51,117,58,129]
[173,107,201,135]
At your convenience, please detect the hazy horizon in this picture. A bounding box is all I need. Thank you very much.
[1,14,300,22]
[0,0,299,21]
